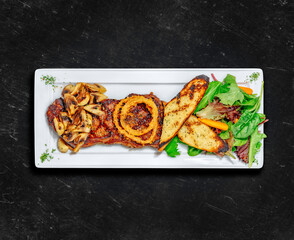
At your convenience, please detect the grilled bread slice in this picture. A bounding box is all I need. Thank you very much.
[158,75,209,151]
[178,115,228,153]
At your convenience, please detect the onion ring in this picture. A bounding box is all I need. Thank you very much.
[113,96,159,145]
[121,96,158,136]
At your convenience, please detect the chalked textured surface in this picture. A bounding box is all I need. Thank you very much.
[1,0,293,239]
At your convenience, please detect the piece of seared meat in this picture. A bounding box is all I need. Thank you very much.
[46,93,164,149]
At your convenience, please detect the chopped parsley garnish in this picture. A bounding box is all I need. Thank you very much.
[246,72,260,82]
[41,75,57,89]
[40,145,56,163]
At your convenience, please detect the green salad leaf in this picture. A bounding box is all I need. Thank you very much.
[219,121,233,140]
[188,146,203,156]
[215,74,244,105]
[231,81,264,139]
[165,136,181,157]
[219,130,230,140]
[231,112,261,139]
[249,128,267,167]
[233,138,248,147]
[195,81,222,112]
[241,82,264,113]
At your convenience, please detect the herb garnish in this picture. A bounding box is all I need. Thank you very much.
[41,75,57,89]
[40,144,56,163]
[246,72,260,82]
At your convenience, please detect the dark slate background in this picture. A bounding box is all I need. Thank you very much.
[1,0,293,239]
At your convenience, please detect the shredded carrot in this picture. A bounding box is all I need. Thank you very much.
[234,118,239,124]
[239,86,253,95]
[198,118,229,131]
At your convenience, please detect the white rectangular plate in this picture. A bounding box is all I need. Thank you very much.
[34,68,264,168]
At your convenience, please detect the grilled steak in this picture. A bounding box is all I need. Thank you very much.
[47,93,164,149]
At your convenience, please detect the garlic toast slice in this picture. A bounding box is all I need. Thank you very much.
[158,75,209,151]
[178,115,228,153]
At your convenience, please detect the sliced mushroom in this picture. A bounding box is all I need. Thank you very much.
[53,117,65,136]
[90,93,108,103]
[58,137,69,153]
[71,108,83,126]
[89,94,95,104]
[85,113,93,128]
[59,112,70,129]
[78,92,90,106]
[71,111,92,133]
[84,104,106,119]
[63,132,80,142]
[73,133,88,144]
[65,124,77,134]
[71,82,84,95]
[64,94,79,116]
[73,133,89,153]
[62,84,75,96]
[94,83,107,93]
[85,83,107,93]
[80,109,87,122]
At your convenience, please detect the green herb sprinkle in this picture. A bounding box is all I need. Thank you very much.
[41,75,57,89]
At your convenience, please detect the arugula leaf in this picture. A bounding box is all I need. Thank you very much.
[195,81,222,112]
[165,136,181,157]
[233,138,248,147]
[231,112,261,139]
[248,128,267,167]
[188,146,203,156]
[215,74,244,105]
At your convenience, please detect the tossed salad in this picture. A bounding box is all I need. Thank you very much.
[165,73,267,167]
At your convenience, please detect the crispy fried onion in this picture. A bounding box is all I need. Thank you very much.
[113,96,159,145]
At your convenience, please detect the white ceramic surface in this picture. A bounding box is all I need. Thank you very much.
[34,68,264,168]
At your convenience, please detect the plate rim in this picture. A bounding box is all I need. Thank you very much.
[34,68,264,169]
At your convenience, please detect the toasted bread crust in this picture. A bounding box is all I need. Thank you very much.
[158,75,209,151]
[178,115,228,153]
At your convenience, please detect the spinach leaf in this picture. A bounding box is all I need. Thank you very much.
[215,74,244,105]
[195,81,222,112]
[165,136,181,157]
[231,112,261,139]
[248,128,267,167]
[188,146,203,156]
[232,81,264,139]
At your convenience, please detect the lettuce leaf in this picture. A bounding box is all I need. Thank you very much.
[219,121,233,140]
[241,82,264,113]
[188,146,203,156]
[215,74,244,105]
[248,128,267,167]
[196,100,228,120]
[195,81,222,112]
[233,138,248,147]
[165,136,181,157]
